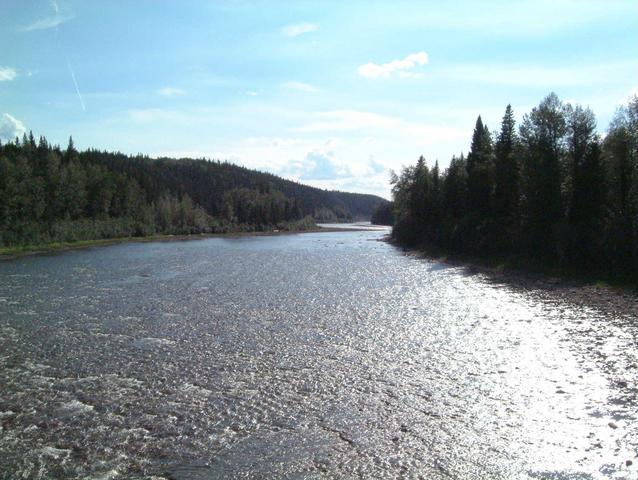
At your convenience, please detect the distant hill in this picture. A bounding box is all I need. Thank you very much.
[0,135,388,247]
[81,149,387,222]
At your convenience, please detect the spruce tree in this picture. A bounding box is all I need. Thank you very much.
[466,116,494,219]
[493,105,519,235]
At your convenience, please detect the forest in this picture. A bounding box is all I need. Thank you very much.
[391,93,638,283]
[0,137,387,247]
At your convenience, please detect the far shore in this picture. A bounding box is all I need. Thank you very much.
[0,225,377,261]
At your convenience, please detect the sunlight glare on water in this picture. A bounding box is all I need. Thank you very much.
[0,228,636,479]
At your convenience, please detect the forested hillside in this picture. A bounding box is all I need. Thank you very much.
[80,149,385,221]
[0,137,387,247]
[391,93,638,283]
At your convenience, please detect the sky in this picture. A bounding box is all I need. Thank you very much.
[1,0,637,199]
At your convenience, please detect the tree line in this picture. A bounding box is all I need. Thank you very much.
[0,136,385,247]
[391,93,638,282]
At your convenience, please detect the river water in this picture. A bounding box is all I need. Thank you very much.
[1,228,636,479]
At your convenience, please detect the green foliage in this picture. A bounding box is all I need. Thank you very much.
[391,93,638,283]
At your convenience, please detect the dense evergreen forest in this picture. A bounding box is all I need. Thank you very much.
[391,93,638,283]
[371,202,395,226]
[0,137,387,247]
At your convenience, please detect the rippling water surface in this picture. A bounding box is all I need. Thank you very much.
[1,228,636,479]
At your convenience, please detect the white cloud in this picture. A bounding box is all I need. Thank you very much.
[281,22,319,37]
[0,67,17,82]
[358,52,429,79]
[283,81,318,93]
[158,87,187,97]
[245,91,259,96]
[21,13,74,31]
[0,113,27,142]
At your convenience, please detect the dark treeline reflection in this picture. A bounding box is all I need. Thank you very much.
[0,138,386,247]
[391,93,638,282]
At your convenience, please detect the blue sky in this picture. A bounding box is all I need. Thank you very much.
[1,0,637,198]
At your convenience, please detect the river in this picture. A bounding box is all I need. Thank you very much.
[0,227,636,479]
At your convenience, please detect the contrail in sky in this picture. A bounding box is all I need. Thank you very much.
[67,59,86,112]
[49,0,85,112]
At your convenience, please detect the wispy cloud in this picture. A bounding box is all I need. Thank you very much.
[283,81,318,93]
[0,113,27,142]
[0,67,17,82]
[21,13,74,32]
[294,109,462,145]
[281,22,318,37]
[358,52,429,79]
[20,0,74,31]
[158,87,187,97]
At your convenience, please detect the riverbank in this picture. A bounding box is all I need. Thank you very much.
[0,225,370,261]
[387,236,638,316]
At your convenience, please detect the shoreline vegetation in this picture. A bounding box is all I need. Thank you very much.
[0,224,375,260]
[390,93,638,286]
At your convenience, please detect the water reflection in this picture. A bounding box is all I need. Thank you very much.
[0,230,636,479]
